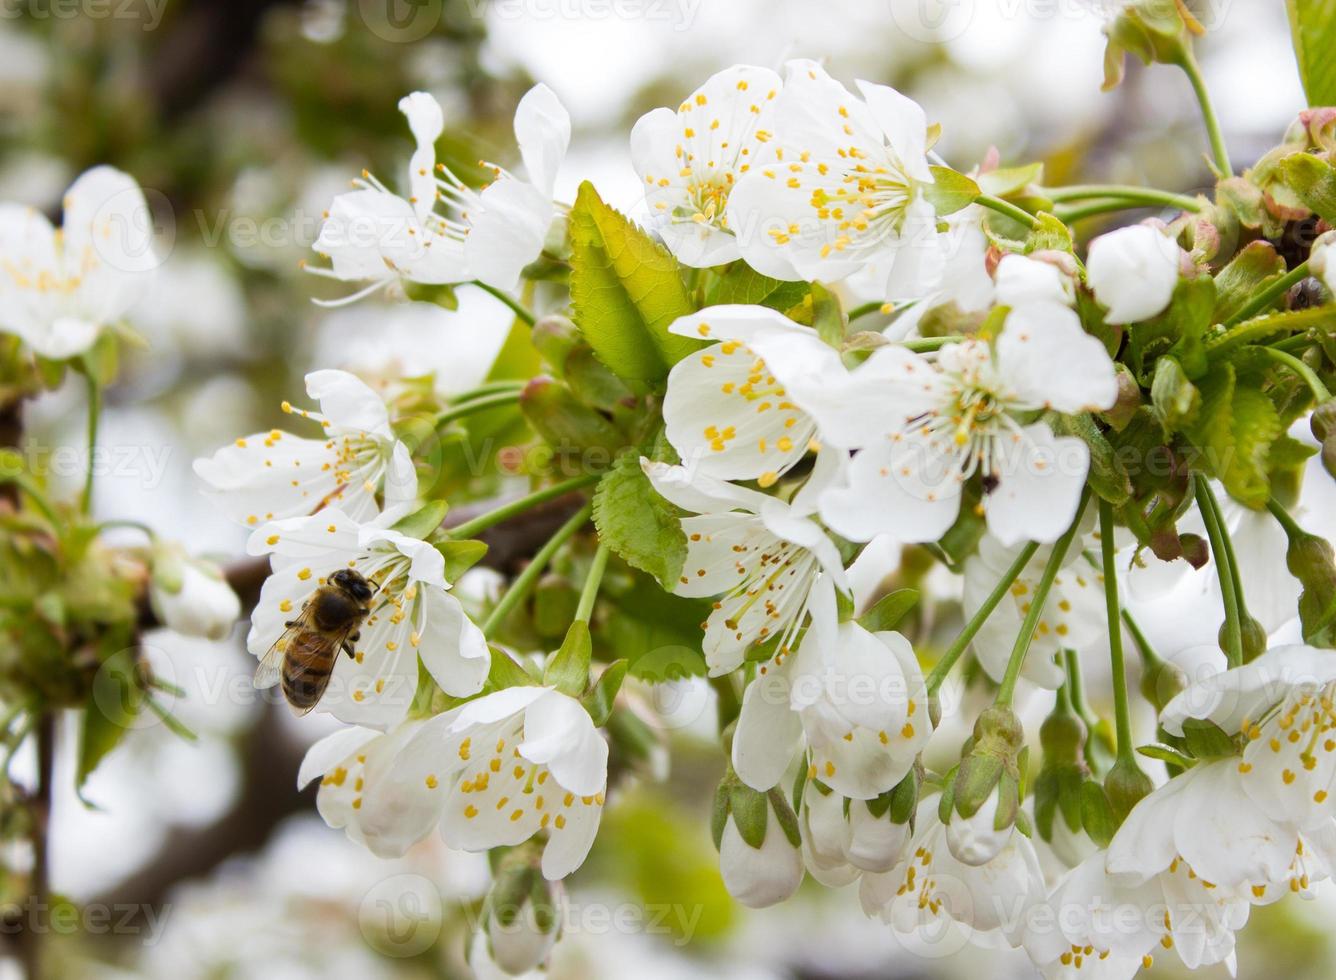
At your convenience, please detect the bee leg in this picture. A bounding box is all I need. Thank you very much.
[285,620,298,628]
[342,640,357,659]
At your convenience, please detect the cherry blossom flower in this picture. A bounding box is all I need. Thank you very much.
[641,448,846,674]
[246,509,489,728]
[631,65,786,270]
[818,299,1118,546]
[661,304,845,485]
[0,166,157,358]
[194,369,417,527]
[726,59,938,294]
[309,85,569,302]
[731,574,931,800]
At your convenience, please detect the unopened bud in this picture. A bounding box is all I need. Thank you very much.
[481,848,563,975]
[531,314,581,373]
[1104,756,1153,824]
[716,780,803,908]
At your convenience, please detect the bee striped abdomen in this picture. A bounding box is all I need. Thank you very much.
[282,631,339,712]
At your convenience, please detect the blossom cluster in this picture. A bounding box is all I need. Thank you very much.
[8,11,1334,976]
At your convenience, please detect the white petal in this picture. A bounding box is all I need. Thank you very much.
[1086,225,1181,325]
[399,92,444,223]
[514,83,570,199]
[997,301,1118,413]
[985,423,1090,547]
[60,165,158,321]
[465,178,552,292]
[853,79,932,183]
[305,369,392,437]
[732,669,804,791]
[415,588,490,698]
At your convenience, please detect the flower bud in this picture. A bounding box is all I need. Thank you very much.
[946,783,1015,867]
[799,781,857,887]
[715,778,803,909]
[148,544,240,641]
[846,796,912,873]
[1103,756,1154,824]
[1236,615,1269,664]
[481,848,563,975]
[519,376,625,460]
[946,705,1024,865]
[531,314,581,373]
[1284,528,1336,646]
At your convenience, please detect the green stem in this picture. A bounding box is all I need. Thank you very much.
[1265,496,1306,539]
[1178,51,1231,176]
[452,380,527,402]
[82,370,100,514]
[1260,345,1332,402]
[472,281,536,327]
[432,389,523,429]
[481,503,591,637]
[1099,501,1135,764]
[975,193,1040,230]
[1121,608,1163,672]
[1044,184,1203,212]
[1057,201,1148,224]
[1064,649,1098,732]
[996,493,1090,706]
[848,300,889,323]
[447,473,600,540]
[1225,260,1309,326]
[574,540,610,624]
[902,336,965,353]
[1195,479,1243,667]
[924,541,1041,695]
[0,472,61,527]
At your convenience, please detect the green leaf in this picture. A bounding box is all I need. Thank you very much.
[81,650,144,786]
[924,166,981,216]
[391,500,448,540]
[582,659,628,727]
[1288,0,1336,107]
[857,588,919,633]
[1025,212,1073,254]
[592,451,687,588]
[1212,241,1286,324]
[1150,356,1201,432]
[569,181,698,383]
[1188,364,1283,508]
[545,621,592,696]
[487,646,539,689]
[729,783,769,848]
[1137,743,1195,769]
[810,282,845,348]
[1180,718,1239,759]
[1282,152,1336,223]
[435,539,489,582]
[708,263,809,311]
[976,162,1043,199]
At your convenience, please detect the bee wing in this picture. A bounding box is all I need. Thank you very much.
[253,606,316,690]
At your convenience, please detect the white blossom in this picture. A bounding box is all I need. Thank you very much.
[1086,225,1181,324]
[0,166,157,358]
[309,85,569,302]
[726,59,938,296]
[246,509,489,728]
[642,448,846,674]
[194,369,417,527]
[631,65,785,270]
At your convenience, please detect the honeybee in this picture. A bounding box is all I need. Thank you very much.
[254,568,376,714]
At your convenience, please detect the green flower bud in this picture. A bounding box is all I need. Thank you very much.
[531,314,581,373]
[1237,615,1269,664]
[950,705,1024,835]
[1104,756,1154,824]
[519,377,626,462]
[483,845,563,975]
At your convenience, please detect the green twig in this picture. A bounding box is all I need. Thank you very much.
[448,473,600,540]
[924,541,1041,695]
[1043,184,1203,212]
[574,540,611,624]
[1225,260,1310,326]
[1099,501,1135,764]
[1178,51,1231,176]
[432,389,523,429]
[975,193,1040,230]
[1259,345,1331,402]
[481,503,592,637]
[472,281,536,327]
[996,492,1090,706]
[1195,480,1243,667]
[82,370,101,514]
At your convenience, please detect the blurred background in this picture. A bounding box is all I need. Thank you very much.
[0,0,1328,976]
